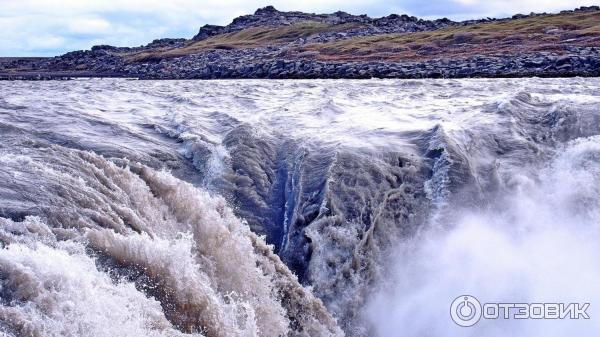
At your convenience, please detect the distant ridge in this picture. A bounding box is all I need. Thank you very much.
[192,5,457,41]
[1,5,600,80]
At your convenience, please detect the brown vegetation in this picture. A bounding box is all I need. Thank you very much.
[298,11,600,61]
[128,21,364,62]
[97,10,600,64]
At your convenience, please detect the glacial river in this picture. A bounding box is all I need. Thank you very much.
[1,78,600,336]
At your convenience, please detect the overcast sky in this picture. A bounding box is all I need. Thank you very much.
[1,0,597,56]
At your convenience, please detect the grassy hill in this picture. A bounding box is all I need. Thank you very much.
[129,21,363,62]
[299,10,600,61]
[127,9,600,64]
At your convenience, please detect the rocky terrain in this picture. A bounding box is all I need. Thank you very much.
[1,5,600,79]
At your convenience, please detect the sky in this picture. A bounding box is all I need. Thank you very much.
[1,0,598,56]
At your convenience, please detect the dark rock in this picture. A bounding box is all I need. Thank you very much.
[575,6,600,12]
[194,24,226,41]
[556,55,572,66]
[255,5,278,15]
[91,45,117,51]
[146,38,186,48]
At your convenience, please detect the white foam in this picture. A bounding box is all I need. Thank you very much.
[367,136,600,336]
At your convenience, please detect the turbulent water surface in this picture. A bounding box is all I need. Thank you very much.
[1,78,600,337]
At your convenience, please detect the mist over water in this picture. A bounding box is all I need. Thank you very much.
[368,135,600,337]
[1,78,600,336]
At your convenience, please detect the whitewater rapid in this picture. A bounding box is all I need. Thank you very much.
[1,78,599,337]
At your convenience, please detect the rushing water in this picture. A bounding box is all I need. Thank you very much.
[0,78,599,337]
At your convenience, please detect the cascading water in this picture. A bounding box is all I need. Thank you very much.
[0,78,599,336]
[367,135,600,337]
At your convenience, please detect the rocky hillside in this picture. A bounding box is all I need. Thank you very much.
[192,5,457,41]
[1,5,600,79]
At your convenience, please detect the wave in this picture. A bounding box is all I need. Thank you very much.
[0,141,342,337]
[366,135,600,337]
[2,78,600,336]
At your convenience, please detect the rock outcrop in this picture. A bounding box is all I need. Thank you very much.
[192,6,457,41]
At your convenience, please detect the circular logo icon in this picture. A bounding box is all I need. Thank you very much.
[450,295,482,327]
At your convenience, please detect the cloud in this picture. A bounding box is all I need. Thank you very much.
[0,0,596,56]
[66,18,112,36]
[26,35,66,50]
[406,0,599,18]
